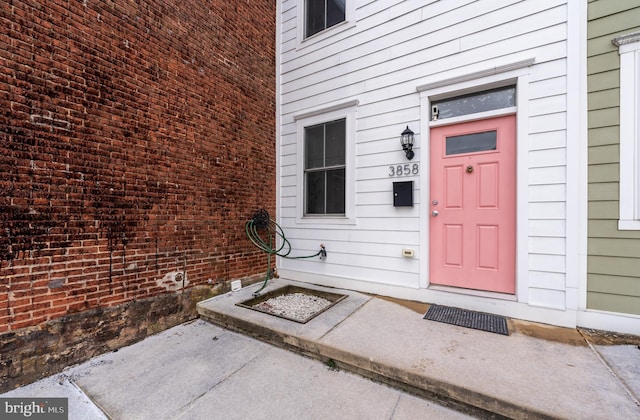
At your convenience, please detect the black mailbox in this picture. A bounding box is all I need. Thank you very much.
[393,181,413,207]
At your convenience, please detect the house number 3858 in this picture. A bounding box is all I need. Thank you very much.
[389,163,419,177]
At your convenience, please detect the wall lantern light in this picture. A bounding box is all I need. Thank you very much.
[400,125,415,160]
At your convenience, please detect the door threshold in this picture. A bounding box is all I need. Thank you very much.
[428,284,517,301]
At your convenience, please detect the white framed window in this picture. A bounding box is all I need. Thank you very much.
[614,32,640,230]
[296,0,355,47]
[294,99,357,224]
[304,118,346,215]
[305,0,345,38]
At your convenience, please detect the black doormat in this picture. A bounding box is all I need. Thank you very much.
[423,305,509,335]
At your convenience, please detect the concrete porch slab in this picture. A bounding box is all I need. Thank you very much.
[197,278,640,419]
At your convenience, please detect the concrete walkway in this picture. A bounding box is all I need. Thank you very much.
[2,320,470,419]
[3,278,639,419]
[197,279,640,419]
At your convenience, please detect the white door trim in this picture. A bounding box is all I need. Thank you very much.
[418,65,531,305]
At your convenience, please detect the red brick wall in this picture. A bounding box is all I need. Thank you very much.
[0,0,275,333]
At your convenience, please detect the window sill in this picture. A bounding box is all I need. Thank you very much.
[296,20,355,51]
[618,220,640,231]
[296,215,357,226]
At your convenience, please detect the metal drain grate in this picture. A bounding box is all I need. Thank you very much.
[423,305,509,335]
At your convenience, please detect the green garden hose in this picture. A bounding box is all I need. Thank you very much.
[245,209,326,296]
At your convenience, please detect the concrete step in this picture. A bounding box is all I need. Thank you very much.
[196,279,640,419]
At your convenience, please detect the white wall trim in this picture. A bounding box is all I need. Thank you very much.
[416,58,535,93]
[618,220,640,230]
[566,0,588,312]
[515,75,530,305]
[577,309,640,336]
[615,32,640,230]
[282,270,640,335]
[293,98,360,121]
[276,0,283,231]
[418,95,430,289]
[612,31,640,47]
[279,269,577,328]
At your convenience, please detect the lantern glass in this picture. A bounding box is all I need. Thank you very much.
[401,126,414,148]
[400,126,415,160]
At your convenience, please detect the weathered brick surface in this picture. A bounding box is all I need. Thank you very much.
[0,0,275,388]
[0,285,222,392]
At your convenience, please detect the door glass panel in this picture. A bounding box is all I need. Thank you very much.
[446,131,497,155]
[432,86,515,121]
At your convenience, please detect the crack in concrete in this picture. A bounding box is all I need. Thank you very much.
[388,393,402,420]
[579,329,640,408]
[318,295,373,341]
[173,342,264,417]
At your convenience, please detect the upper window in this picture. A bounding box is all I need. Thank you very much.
[431,86,516,121]
[304,119,346,215]
[305,0,346,38]
[613,32,640,230]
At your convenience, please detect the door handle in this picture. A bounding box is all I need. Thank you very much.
[432,210,439,217]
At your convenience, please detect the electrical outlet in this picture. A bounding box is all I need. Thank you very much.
[402,248,415,257]
[231,280,242,292]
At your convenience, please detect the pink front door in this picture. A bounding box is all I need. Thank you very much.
[429,115,516,294]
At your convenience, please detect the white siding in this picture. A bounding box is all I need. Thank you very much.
[278,0,571,312]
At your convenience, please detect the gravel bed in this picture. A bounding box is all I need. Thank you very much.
[253,292,332,321]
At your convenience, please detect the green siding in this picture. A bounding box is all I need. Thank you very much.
[587,126,617,147]
[589,220,640,239]
[587,89,619,111]
[588,144,618,164]
[587,51,619,74]
[587,163,618,183]
[587,35,622,57]
[588,255,640,280]
[588,182,618,201]
[588,1,639,21]
[588,292,640,315]
[587,107,619,129]
[588,7,640,38]
[587,70,619,92]
[588,201,618,219]
[589,238,640,257]
[589,274,640,295]
[587,0,640,315]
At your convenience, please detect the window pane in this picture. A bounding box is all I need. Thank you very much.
[326,168,345,214]
[446,131,497,155]
[303,118,347,215]
[327,0,346,29]
[433,86,516,120]
[305,0,325,38]
[306,171,325,214]
[325,119,345,166]
[305,124,324,169]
